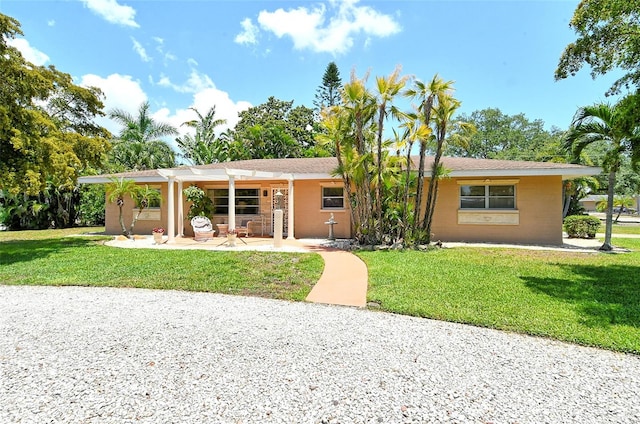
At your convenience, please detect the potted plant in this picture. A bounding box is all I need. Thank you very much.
[227,228,238,247]
[152,227,165,244]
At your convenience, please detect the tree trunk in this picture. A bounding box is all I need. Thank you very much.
[600,171,616,251]
[118,206,129,237]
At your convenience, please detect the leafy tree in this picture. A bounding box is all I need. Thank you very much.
[108,102,177,171]
[555,0,640,95]
[176,106,228,165]
[233,96,330,159]
[183,185,215,219]
[564,98,640,250]
[314,62,343,112]
[0,13,110,196]
[444,108,560,161]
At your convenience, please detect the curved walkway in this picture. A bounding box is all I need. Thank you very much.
[301,245,368,307]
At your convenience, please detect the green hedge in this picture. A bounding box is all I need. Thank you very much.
[563,215,601,238]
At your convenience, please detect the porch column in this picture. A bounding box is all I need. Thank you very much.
[177,179,184,237]
[287,177,295,239]
[228,176,236,231]
[167,176,176,243]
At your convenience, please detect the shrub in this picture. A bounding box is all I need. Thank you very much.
[563,215,601,238]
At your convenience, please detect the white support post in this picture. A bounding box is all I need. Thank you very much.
[287,178,295,239]
[177,179,184,237]
[167,176,175,243]
[228,176,236,231]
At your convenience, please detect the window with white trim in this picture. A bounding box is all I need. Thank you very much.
[322,187,344,209]
[460,185,515,209]
[208,188,260,215]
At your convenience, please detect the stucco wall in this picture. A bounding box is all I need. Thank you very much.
[430,175,563,245]
[105,183,169,235]
[104,175,562,244]
[293,180,351,239]
[106,180,352,239]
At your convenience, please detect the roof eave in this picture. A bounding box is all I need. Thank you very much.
[450,167,602,179]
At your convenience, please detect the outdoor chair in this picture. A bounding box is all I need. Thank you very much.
[235,219,253,237]
[191,216,215,241]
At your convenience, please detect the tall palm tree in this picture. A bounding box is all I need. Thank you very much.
[374,67,407,239]
[176,106,228,165]
[109,102,178,171]
[564,99,640,251]
[404,75,454,234]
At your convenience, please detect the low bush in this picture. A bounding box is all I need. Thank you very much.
[563,215,601,238]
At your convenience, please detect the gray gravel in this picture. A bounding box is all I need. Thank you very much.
[1,286,638,423]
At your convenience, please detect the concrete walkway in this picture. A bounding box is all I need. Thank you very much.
[302,246,368,308]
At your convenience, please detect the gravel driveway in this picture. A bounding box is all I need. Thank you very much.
[1,285,638,423]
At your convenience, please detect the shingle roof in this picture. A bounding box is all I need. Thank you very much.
[79,156,601,183]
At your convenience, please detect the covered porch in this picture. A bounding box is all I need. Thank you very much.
[156,167,297,244]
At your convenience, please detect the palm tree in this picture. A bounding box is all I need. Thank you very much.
[596,195,635,223]
[564,99,640,251]
[374,66,407,239]
[404,75,454,235]
[109,102,178,171]
[176,106,228,165]
[107,177,139,237]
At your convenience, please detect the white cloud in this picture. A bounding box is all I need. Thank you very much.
[247,0,400,55]
[156,68,215,94]
[47,20,56,27]
[80,0,139,28]
[80,70,250,153]
[153,36,176,64]
[235,18,259,45]
[7,38,50,66]
[79,73,147,135]
[131,37,151,62]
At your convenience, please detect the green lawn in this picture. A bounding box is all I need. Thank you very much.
[606,223,640,235]
[359,237,640,354]
[0,228,324,301]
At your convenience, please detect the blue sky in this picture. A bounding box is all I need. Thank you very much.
[1,0,624,147]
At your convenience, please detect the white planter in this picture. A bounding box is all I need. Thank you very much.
[153,232,164,244]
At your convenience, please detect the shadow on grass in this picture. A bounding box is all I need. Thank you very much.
[522,264,640,329]
[0,237,104,266]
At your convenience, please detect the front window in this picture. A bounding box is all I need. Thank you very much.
[208,188,260,215]
[322,187,344,209]
[460,185,515,209]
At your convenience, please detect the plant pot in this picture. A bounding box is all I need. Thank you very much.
[153,232,164,244]
[227,234,237,247]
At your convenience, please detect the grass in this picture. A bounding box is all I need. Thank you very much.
[606,223,640,235]
[0,227,324,301]
[359,238,640,354]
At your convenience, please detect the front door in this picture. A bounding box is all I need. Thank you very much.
[271,188,288,235]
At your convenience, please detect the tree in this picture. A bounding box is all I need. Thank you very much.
[106,178,160,238]
[233,96,330,159]
[176,106,228,165]
[108,102,178,171]
[314,62,343,112]
[0,13,110,196]
[373,66,407,239]
[404,75,453,239]
[444,108,560,161]
[555,0,640,95]
[564,98,640,250]
[596,195,635,222]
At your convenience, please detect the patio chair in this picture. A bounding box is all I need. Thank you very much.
[235,218,253,237]
[191,216,215,241]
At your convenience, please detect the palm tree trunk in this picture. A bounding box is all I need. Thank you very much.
[600,171,616,251]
